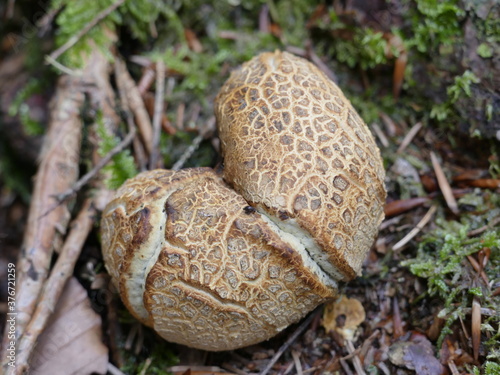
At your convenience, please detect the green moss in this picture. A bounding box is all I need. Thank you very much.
[402,191,500,358]
[266,0,317,46]
[8,79,47,136]
[51,0,121,68]
[477,43,493,58]
[96,118,138,189]
[404,0,465,53]
[430,70,480,122]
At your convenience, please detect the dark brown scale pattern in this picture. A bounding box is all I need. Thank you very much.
[215,51,386,279]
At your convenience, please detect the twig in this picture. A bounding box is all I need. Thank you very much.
[291,350,304,375]
[6,0,15,18]
[260,310,318,375]
[392,297,404,339]
[172,132,205,171]
[339,359,354,375]
[176,102,185,130]
[392,205,437,251]
[397,122,422,153]
[379,112,397,137]
[149,59,165,169]
[46,0,125,62]
[114,57,154,154]
[447,360,460,375]
[307,44,338,83]
[138,357,152,375]
[221,363,250,375]
[466,255,489,285]
[108,363,127,375]
[345,340,366,375]
[430,151,459,214]
[55,125,136,203]
[371,123,389,148]
[467,216,500,237]
[45,55,82,76]
[16,199,96,374]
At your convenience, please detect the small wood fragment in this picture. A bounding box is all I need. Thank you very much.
[397,122,422,154]
[384,197,430,217]
[430,152,459,214]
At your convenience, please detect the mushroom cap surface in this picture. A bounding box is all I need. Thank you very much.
[101,168,337,351]
[215,51,386,280]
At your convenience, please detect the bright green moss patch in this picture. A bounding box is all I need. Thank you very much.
[402,191,500,356]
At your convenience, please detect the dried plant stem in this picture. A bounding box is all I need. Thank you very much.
[149,59,165,169]
[47,0,125,62]
[15,200,96,375]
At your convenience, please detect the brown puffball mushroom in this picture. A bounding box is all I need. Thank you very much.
[215,51,386,280]
[101,51,386,351]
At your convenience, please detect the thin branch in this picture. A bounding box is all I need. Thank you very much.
[149,59,165,169]
[45,55,82,76]
[467,216,500,237]
[260,310,318,375]
[172,117,215,171]
[392,205,437,251]
[46,0,125,62]
[291,350,304,375]
[55,125,136,203]
[371,123,389,148]
[345,340,366,375]
[397,121,422,153]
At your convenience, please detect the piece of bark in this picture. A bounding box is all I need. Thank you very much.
[15,199,96,374]
[28,277,108,375]
[0,74,85,361]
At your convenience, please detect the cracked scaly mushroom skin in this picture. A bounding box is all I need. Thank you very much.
[101,51,386,351]
[101,168,337,351]
[215,51,386,281]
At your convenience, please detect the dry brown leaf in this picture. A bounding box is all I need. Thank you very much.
[388,331,445,375]
[28,278,108,375]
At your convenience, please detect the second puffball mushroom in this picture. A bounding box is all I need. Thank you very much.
[100,51,386,351]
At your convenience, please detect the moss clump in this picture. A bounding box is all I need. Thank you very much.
[402,191,500,367]
[96,117,138,190]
